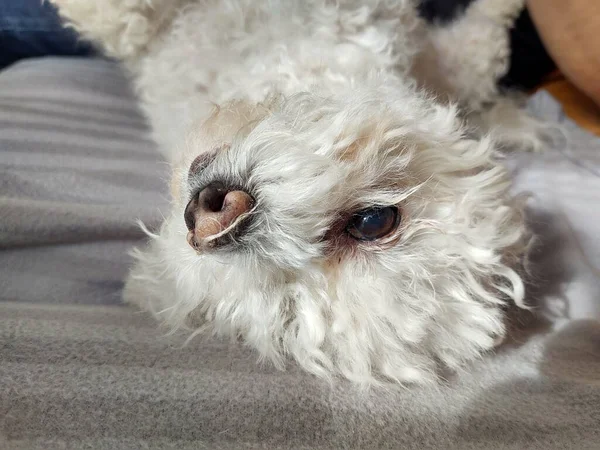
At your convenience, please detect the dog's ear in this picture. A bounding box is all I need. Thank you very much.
[50,0,179,60]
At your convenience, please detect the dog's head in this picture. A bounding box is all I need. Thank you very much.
[126,81,528,385]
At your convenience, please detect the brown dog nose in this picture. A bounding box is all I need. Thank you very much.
[184,184,254,250]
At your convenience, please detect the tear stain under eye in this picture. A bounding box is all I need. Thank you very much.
[321,214,364,267]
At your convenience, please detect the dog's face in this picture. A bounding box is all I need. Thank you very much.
[126,82,527,385]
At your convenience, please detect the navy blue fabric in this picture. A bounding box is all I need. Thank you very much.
[0,0,95,69]
[499,9,556,91]
[417,0,475,24]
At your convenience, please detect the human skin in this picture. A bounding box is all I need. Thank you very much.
[527,0,600,106]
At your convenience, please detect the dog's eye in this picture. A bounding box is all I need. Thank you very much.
[346,206,400,241]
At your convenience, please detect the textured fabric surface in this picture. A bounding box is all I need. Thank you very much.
[1,58,600,449]
[0,58,168,305]
[0,0,95,70]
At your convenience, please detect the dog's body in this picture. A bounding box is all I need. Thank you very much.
[54,0,533,385]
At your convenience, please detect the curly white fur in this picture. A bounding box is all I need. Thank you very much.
[52,0,532,386]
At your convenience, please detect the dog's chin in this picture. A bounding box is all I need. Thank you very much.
[124,231,510,387]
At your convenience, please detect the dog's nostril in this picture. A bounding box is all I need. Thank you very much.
[184,184,254,249]
[184,185,227,231]
[200,185,228,213]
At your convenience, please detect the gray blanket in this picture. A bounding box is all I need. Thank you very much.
[1,58,599,449]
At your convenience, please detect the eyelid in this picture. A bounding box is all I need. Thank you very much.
[350,205,395,217]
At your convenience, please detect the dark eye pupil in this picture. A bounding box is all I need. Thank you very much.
[347,206,399,241]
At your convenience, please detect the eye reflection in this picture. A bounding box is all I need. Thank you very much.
[346,206,400,241]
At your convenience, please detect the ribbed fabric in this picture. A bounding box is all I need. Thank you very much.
[0,58,168,305]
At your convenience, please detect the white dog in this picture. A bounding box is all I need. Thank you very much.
[53,0,534,385]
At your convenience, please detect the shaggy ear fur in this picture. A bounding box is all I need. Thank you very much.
[49,0,186,59]
[412,0,558,152]
[413,0,524,111]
